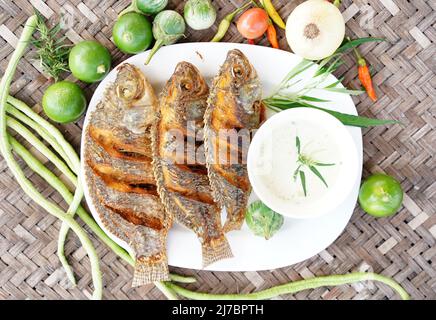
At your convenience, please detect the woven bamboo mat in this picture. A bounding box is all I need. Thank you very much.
[0,0,435,300]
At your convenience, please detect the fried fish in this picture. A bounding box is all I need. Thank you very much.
[152,62,232,267]
[88,63,155,161]
[204,49,263,232]
[84,63,171,286]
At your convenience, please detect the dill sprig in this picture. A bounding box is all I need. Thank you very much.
[32,10,70,82]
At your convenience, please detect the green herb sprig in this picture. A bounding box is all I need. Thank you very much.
[32,10,70,82]
[293,135,335,197]
[262,37,401,128]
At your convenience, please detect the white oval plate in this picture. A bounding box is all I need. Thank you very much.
[81,42,362,272]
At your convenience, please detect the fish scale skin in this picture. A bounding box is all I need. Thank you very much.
[86,138,155,184]
[152,62,232,267]
[204,49,262,233]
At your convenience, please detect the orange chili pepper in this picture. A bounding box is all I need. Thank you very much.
[266,21,279,49]
[353,47,377,102]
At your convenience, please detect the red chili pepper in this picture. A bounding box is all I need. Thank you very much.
[248,39,255,45]
[353,47,377,102]
[266,21,279,49]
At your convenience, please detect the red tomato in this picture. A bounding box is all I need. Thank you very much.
[237,8,269,40]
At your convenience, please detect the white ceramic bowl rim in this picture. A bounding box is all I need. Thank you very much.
[248,107,360,219]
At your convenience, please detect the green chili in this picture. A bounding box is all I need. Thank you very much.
[211,1,251,42]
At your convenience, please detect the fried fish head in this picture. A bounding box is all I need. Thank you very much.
[110,63,157,134]
[162,62,209,131]
[217,49,262,113]
[113,63,156,108]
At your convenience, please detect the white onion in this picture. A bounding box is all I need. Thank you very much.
[286,0,345,60]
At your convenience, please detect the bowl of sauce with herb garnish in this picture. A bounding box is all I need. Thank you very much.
[248,108,360,219]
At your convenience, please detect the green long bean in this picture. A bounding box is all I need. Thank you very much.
[9,136,76,285]
[4,112,134,265]
[7,96,83,218]
[7,95,80,173]
[7,114,79,284]
[10,131,135,264]
[62,181,84,284]
[0,15,103,299]
[6,113,82,284]
[6,115,77,186]
[9,130,187,299]
[6,96,186,300]
[6,104,73,168]
[169,274,197,284]
[7,97,84,283]
[5,135,102,298]
[166,272,410,300]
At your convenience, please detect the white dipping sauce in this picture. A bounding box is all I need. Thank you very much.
[256,122,340,207]
[248,108,359,219]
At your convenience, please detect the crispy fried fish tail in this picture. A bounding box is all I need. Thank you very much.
[132,255,170,286]
[202,235,233,267]
[131,228,170,286]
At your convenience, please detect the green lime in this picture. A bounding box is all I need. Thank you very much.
[69,40,111,83]
[113,13,153,54]
[42,81,87,123]
[358,174,403,218]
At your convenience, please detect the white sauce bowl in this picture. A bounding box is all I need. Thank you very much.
[248,108,359,219]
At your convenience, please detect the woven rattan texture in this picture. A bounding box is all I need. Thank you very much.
[0,0,435,300]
